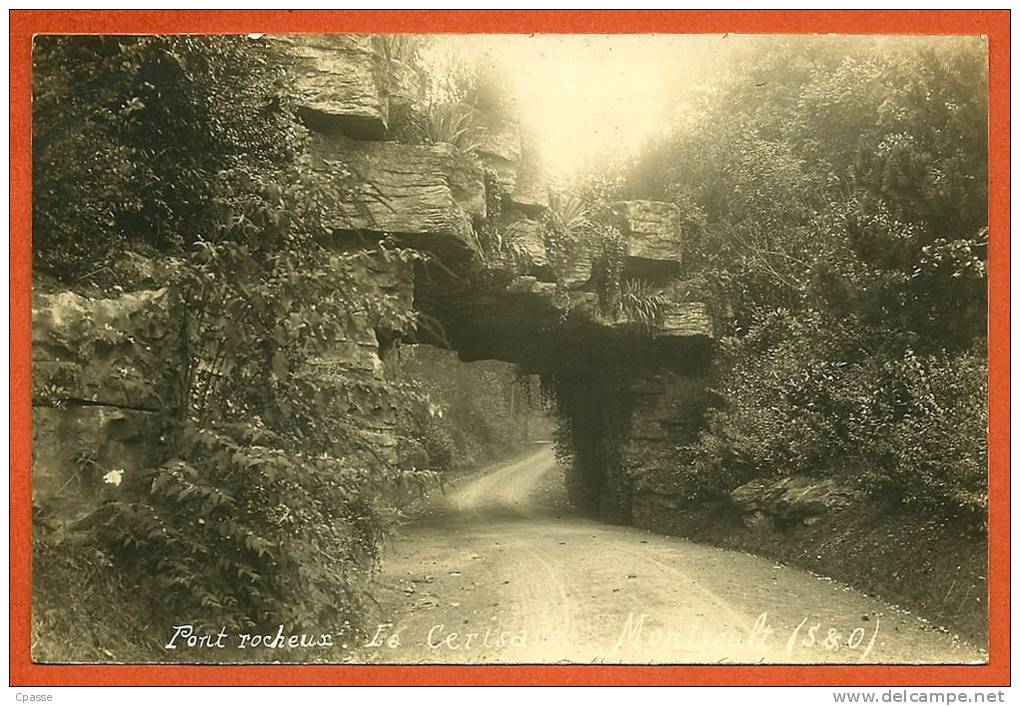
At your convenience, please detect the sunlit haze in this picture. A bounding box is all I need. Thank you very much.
[422,34,732,181]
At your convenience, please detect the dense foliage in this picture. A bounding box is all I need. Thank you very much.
[33,36,301,278]
[394,346,549,476]
[34,35,423,634]
[619,37,988,516]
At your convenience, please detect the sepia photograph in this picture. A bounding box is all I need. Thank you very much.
[13,11,1006,686]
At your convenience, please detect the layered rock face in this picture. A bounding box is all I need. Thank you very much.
[282,35,710,370]
[311,135,486,258]
[31,250,414,523]
[500,211,551,277]
[475,110,522,194]
[310,254,415,466]
[612,200,684,275]
[270,34,421,140]
[511,140,550,213]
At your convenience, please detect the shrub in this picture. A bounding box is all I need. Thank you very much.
[89,424,383,633]
[33,35,299,279]
[678,308,987,515]
[878,348,988,514]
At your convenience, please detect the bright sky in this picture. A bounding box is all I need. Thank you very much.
[424,34,734,180]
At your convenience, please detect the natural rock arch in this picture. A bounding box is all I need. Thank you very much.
[279,34,716,522]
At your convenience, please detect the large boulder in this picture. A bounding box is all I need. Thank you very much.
[32,289,177,410]
[271,34,391,139]
[731,476,865,529]
[612,200,683,276]
[310,135,486,259]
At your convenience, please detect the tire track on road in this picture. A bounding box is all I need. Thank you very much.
[370,447,984,664]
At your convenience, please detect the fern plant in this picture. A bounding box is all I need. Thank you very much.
[548,193,589,235]
[618,279,671,333]
[424,102,486,152]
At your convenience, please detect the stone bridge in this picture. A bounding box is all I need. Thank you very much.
[279,35,715,520]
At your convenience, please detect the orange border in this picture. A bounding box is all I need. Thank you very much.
[9,10,1010,687]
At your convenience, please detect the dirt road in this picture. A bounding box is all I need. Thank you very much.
[365,446,984,664]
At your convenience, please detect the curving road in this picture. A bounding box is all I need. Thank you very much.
[364,446,984,664]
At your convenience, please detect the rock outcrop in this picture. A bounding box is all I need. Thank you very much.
[311,135,486,259]
[556,249,593,290]
[312,253,415,466]
[33,36,719,531]
[32,289,178,410]
[731,476,864,530]
[613,200,683,277]
[32,288,177,524]
[384,58,423,110]
[270,34,421,140]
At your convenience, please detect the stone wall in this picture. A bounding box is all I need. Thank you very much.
[623,371,716,524]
